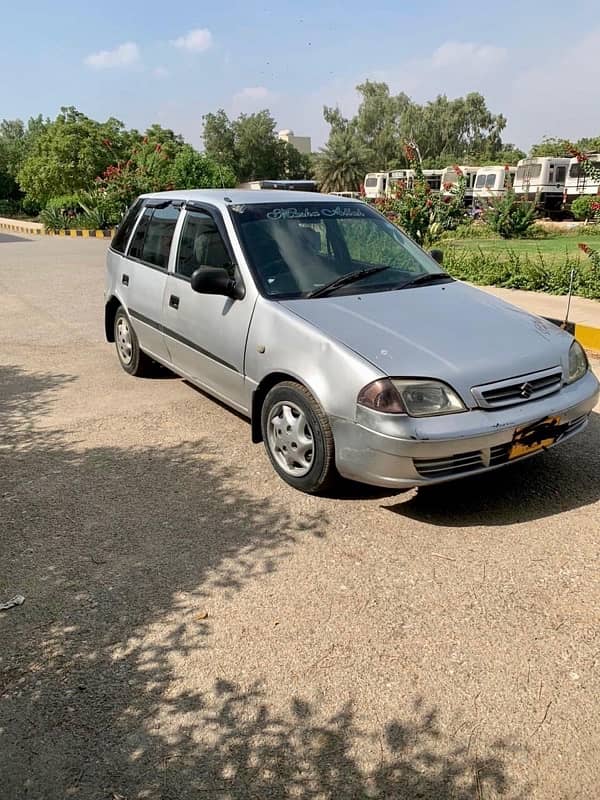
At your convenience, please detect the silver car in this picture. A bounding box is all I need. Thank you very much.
[105,190,599,493]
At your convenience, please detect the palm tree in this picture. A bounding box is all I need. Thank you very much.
[314,129,368,193]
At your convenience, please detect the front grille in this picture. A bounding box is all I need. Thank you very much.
[413,450,484,478]
[489,443,511,466]
[564,414,587,435]
[413,416,589,481]
[472,367,563,409]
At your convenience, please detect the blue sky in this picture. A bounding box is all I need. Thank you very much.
[2,0,600,152]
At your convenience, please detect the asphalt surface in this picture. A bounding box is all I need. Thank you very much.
[1,234,599,800]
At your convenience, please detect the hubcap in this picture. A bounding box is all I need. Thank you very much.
[116,316,133,365]
[267,401,314,477]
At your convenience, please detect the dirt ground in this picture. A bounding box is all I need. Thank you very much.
[1,234,599,799]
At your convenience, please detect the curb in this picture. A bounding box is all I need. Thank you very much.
[0,220,115,238]
[546,317,600,352]
[46,228,115,238]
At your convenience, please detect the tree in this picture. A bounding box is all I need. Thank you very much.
[202,109,237,172]
[574,136,600,154]
[488,144,526,166]
[17,106,133,205]
[354,81,410,169]
[0,116,47,204]
[321,84,510,171]
[202,109,309,183]
[400,92,506,163]
[170,144,236,189]
[529,137,570,157]
[314,128,368,192]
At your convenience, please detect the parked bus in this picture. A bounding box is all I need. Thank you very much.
[441,166,478,205]
[513,157,570,215]
[422,169,443,192]
[363,172,389,199]
[472,165,516,205]
[563,154,600,208]
[388,169,415,195]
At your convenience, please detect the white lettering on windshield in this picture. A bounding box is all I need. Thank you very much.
[266,206,366,220]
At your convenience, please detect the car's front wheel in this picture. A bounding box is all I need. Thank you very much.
[114,307,153,377]
[261,381,337,494]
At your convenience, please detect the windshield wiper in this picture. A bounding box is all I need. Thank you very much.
[306,265,391,299]
[395,272,454,290]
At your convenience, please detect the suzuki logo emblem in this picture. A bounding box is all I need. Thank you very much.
[520,382,534,398]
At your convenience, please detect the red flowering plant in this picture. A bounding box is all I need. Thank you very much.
[367,147,466,246]
[95,137,177,218]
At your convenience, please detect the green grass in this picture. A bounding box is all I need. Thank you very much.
[441,236,600,299]
[446,235,600,264]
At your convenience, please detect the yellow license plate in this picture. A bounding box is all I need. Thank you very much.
[509,416,561,460]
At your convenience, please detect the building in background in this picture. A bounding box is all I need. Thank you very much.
[278,129,312,155]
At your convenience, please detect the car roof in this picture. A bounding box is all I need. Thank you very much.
[138,189,363,206]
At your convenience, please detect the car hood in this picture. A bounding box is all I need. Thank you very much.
[280,281,570,403]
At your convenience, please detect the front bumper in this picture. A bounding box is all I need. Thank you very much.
[331,370,599,488]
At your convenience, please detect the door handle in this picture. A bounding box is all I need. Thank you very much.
[169,294,180,310]
[122,274,129,286]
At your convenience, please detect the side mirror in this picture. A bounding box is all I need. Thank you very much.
[430,249,444,265]
[190,266,244,300]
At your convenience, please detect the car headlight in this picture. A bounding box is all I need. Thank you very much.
[567,340,588,383]
[357,378,466,416]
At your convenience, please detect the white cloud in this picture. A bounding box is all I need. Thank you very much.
[171,28,212,52]
[84,42,140,69]
[153,66,169,78]
[430,41,507,70]
[235,86,271,100]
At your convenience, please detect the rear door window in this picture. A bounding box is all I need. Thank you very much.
[140,205,180,269]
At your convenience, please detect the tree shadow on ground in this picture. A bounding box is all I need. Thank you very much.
[0,232,32,244]
[0,365,527,799]
[382,411,600,527]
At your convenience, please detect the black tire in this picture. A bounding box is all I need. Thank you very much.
[261,381,337,494]
[113,307,154,377]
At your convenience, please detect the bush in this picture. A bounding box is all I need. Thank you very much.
[46,194,81,213]
[40,206,69,231]
[485,189,536,238]
[571,195,599,222]
[0,199,20,216]
[20,196,42,216]
[440,221,497,240]
[444,246,600,299]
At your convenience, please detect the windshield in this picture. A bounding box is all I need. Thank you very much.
[229,202,446,300]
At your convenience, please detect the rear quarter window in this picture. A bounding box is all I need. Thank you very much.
[110,200,143,254]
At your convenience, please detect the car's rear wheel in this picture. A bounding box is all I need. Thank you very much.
[114,307,153,377]
[261,381,337,494]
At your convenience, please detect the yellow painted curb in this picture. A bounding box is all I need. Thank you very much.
[0,222,43,235]
[574,323,600,352]
[0,220,114,238]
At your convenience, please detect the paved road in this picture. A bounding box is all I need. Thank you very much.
[1,234,599,799]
